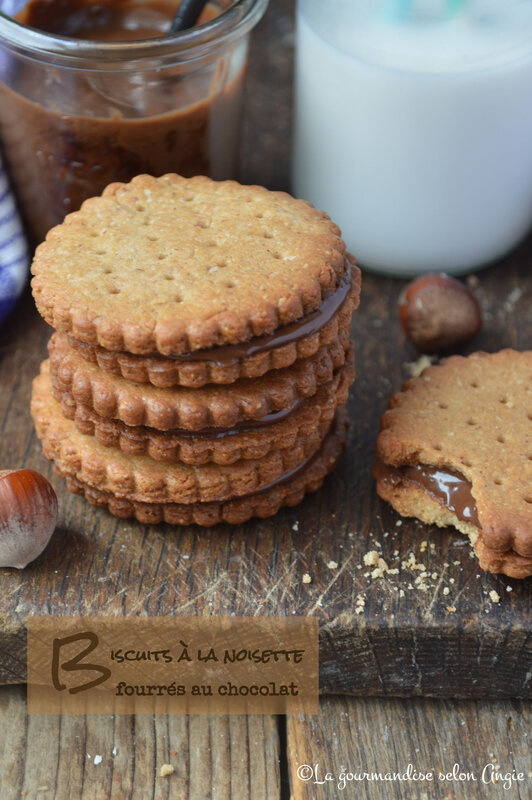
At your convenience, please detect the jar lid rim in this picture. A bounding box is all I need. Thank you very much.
[0,0,267,65]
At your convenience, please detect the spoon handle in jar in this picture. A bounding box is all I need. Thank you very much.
[169,0,210,34]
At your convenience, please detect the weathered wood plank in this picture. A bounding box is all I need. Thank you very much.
[0,686,280,800]
[287,695,532,800]
[0,0,530,697]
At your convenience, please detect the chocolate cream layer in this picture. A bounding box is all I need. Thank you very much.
[218,411,344,501]
[90,359,345,439]
[172,268,354,364]
[85,262,354,365]
[144,397,307,439]
[375,458,480,527]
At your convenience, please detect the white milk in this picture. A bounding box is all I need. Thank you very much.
[292,0,532,275]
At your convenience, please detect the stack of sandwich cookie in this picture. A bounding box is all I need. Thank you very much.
[31,174,361,526]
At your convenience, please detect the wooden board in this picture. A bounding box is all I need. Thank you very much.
[0,0,531,697]
[287,694,532,800]
[0,685,280,800]
[1,684,529,800]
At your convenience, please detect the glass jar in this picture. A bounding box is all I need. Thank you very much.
[0,0,268,243]
[293,0,532,276]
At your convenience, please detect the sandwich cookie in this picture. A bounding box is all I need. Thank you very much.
[32,368,349,523]
[31,174,352,355]
[374,350,532,578]
[31,173,360,523]
[58,416,348,527]
[65,263,360,388]
[52,359,354,466]
[48,332,352,431]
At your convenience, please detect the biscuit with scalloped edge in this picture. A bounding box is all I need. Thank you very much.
[52,356,354,465]
[64,267,359,388]
[48,332,352,432]
[32,367,343,505]
[374,350,532,579]
[31,174,348,356]
[55,410,349,526]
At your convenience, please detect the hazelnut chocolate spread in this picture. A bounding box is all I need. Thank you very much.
[15,0,218,40]
[236,413,340,499]
[0,0,243,243]
[163,397,307,438]
[106,265,354,363]
[375,458,480,527]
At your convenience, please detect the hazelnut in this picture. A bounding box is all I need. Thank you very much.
[0,469,58,569]
[398,274,482,353]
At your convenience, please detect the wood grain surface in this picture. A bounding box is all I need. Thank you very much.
[0,685,280,800]
[0,0,530,697]
[1,686,530,800]
[288,695,532,800]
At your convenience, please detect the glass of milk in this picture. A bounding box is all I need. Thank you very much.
[293,0,532,276]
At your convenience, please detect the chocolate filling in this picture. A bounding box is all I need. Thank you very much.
[375,458,480,527]
[147,398,307,439]
[110,265,350,364]
[170,269,352,364]
[236,413,341,500]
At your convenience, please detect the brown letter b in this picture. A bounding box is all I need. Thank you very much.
[52,632,111,694]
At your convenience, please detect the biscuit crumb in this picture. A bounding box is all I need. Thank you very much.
[355,595,366,614]
[401,552,427,572]
[327,560,338,570]
[371,558,389,579]
[489,590,500,603]
[404,354,435,378]
[414,574,429,591]
[160,764,174,778]
[443,587,450,596]
[363,551,380,567]
[292,521,299,532]
[503,286,523,312]
[395,519,402,527]
[446,606,457,613]
[302,573,312,584]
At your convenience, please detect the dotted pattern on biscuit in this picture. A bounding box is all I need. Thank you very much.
[31,174,347,355]
[376,350,532,568]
